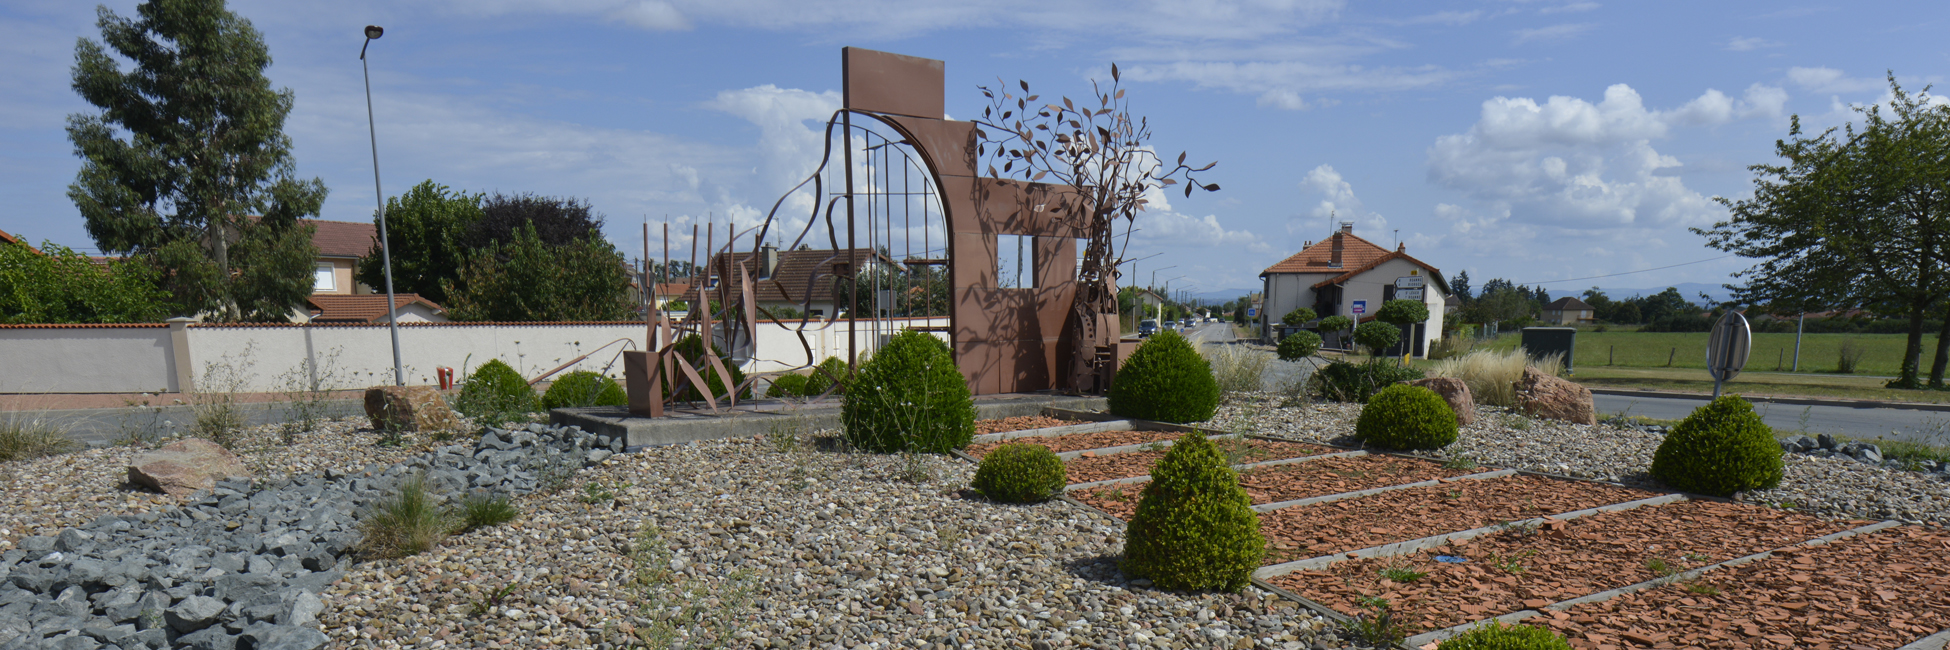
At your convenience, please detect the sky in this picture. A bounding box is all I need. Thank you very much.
[2,0,1946,301]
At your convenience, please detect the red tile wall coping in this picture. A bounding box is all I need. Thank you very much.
[1270,498,1857,635]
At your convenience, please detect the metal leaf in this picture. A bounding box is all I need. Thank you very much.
[1064,97,1075,111]
[1184,185,1193,198]
[1116,88,1126,99]
[1195,162,1216,171]
[1203,183,1221,191]
[1177,152,1186,165]
[1033,170,1048,181]
[1111,63,1119,81]
[1020,80,1030,91]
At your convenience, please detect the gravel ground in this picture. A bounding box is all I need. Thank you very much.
[1213,394,1950,527]
[0,416,421,550]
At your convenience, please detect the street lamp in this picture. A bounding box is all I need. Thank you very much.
[1162,275,1186,323]
[1150,265,1177,321]
[362,25,404,386]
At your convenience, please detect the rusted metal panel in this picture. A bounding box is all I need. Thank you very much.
[842,47,944,120]
[884,116,977,178]
[622,350,663,418]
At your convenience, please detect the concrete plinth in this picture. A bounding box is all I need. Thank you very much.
[550,393,1108,448]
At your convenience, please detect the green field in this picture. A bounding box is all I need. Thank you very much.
[1478,331,1940,377]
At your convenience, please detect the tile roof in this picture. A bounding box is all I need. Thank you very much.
[1545,297,1594,311]
[1259,233,1392,277]
[310,219,377,258]
[1309,249,1449,295]
[680,248,895,305]
[306,293,444,323]
[0,228,40,254]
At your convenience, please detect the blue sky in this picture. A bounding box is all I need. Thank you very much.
[2,0,1945,300]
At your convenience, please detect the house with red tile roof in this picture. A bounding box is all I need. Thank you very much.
[307,219,379,296]
[680,246,898,319]
[0,228,36,253]
[1258,222,1451,356]
[304,293,447,323]
[1543,296,1596,325]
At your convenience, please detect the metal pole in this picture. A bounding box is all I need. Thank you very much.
[842,110,858,370]
[361,28,404,387]
[1792,312,1805,372]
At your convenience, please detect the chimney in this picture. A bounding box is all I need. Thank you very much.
[1340,221,1354,234]
[1397,242,1405,252]
[759,243,779,279]
[1329,232,1344,268]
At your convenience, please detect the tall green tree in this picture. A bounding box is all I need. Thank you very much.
[1698,74,1950,388]
[0,241,169,324]
[442,225,633,322]
[353,181,483,306]
[66,0,326,322]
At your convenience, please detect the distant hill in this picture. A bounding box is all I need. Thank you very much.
[1585,283,1736,304]
[1186,288,1255,304]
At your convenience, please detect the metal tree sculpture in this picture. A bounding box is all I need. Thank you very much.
[971,64,1218,391]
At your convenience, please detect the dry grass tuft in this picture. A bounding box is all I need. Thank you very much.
[1203,344,1272,396]
[1427,348,1564,407]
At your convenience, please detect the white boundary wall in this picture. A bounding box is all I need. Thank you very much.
[0,317,950,394]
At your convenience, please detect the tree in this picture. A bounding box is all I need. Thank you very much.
[1280,308,1316,327]
[442,225,632,322]
[1375,299,1428,326]
[1699,75,1950,387]
[0,241,169,324]
[67,0,326,322]
[354,181,482,306]
[1451,270,1472,303]
[974,65,1218,392]
[466,192,604,250]
[1353,321,1400,356]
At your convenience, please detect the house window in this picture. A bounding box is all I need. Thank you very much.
[314,263,336,292]
[997,234,1034,289]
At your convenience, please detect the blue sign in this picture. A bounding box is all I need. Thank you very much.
[1246,308,1257,318]
[1352,300,1367,315]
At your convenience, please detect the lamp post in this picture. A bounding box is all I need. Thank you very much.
[1162,275,1186,324]
[361,25,404,386]
[1150,265,1177,321]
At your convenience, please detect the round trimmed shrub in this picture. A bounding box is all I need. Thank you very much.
[1650,395,1784,497]
[971,443,1066,503]
[1122,430,1265,592]
[1319,315,1353,333]
[540,371,626,410]
[1353,320,1401,354]
[1281,307,1316,327]
[1355,384,1458,450]
[1277,330,1321,362]
[1375,298,1430,326]
[1438,621,1572,650]
[661,334,749,403]
[841,330,975,453]
[803,356,850,396]
[1108,330,1220,424]
[765,373,809,398]
[455,359,537,421]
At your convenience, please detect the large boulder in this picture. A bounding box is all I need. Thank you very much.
[127,438,252,497]
[363,385,460,433]
[1515,367,1595,425]
[1406,377,1477,426]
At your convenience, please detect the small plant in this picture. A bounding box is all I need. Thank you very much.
[468,580,521,618]
[455,492,518,532]
[0,412,82,463]
[1495,519,1541,538]
[1108,330,1222,424]
[971,443,1066,503]
[1442,455,1479,471]
[1646,557,1679,582]
[1426,347,1533,407]
[1487,549,1537,574]
[765,416,807,453]
[765,373,810,399]
[188,344,257,449]
[1122,430,1265,592]
[1308,359,1425,403]
[580,479,629,504]
[1356,595,1391,610]
[1355,384,1458,451]
[454,359,538,428]
[802,356,850,397]
[620,523,759,647]
[1683,552,1711,563]
[526,451,579,495]
[1437,620,1572,649]
[1684,582,1722,596]
[1346,599,1407,647]
[898,450,937,484]
[1212,435,1268,465]
[936,522,964,549]
[1504,413,1533,431]
[357,473,454,558]
[1378,560,1427,583]
[1836,339,1866,374]
[1650,395,1784,497]
[842,330,975,454]
[1206,343,1273,396]
[540,370,627,410]
[273,347,348,444]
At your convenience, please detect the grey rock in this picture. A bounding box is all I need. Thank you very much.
[1859,448,1884,464]
[586,449,613,465]
[176,624,237,650]
[1817,433,1839,449]
[238,623,328,650]
[17,538,56,554]
[275,591,320,628]
[165,595,225,633]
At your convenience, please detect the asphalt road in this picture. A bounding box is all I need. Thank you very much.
[1592,393,1950,445]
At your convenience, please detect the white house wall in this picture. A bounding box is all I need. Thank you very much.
[1326,258,1446,354]
[1258,273,1328,339]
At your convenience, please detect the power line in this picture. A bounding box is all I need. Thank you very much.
[1521,255,1736,285]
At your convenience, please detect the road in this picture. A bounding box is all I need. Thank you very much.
[1181,321,1319,393]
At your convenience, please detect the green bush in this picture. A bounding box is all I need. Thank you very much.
[1281,308,1316,327]
[1438,621,1572,650]
[766,373,809,398]
[454,359,538,425]
[971,443,1066,503]
[1375,298,1430,326]
[1320,315,1353,333]
[1308,360,1425,402]
[1355,384,1458,450]
[662,334,750,403]
[1354,321,1401,354]
[1122,430,1264,592]
[842,330,975,453]
[1649,395,1784,497]
[803,356,850,396]
[1108,330,1221,424]
[1277,330,1321,362]
[540,370,626,410]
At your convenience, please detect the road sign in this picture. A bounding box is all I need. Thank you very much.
[1395,288,1424,301]
[1706,311,1752,397]
[1247,308,1257,318]
[1395,276,1425,289]
[1352,300,1367,315]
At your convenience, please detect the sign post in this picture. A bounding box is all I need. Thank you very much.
[1706,311,1752,399]
[1395,276,1425,289]
[1352,300,1367,315]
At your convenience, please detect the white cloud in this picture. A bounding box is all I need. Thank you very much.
[1257,90,1310,110]
[1538,2,1599,14]
[1724,36,1780,51]
[1512,23,1592,45]
[609,0,692,30]
[455,0,1345,39]
[1294,164,1388,240]
[1389,10,1483,25]
[1787,66,1886,94]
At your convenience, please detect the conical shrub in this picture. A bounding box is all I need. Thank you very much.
[1122,430,1264,592]
[841,330,974,453]
[971,443,1066,503]
[540,370,626,409]
[1650,394,1784,497]
[1108,330,1220,424]
[454,359,537,425]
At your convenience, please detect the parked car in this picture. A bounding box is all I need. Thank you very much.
[1137,319,1159,337]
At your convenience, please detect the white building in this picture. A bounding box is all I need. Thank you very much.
[1258,223,1451,357]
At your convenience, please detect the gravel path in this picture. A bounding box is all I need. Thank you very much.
[1214,394,1950,527]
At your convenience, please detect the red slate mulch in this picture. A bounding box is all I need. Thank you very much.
[1270,499,1855,635]
[1061,439,1336,486]
[974,416,1086,435]
[1530,525,1950,649]
[964,428,1190,459]
[1072,454,1478,520]
[1259,475,1660,565]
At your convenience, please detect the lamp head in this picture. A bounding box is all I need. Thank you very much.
[364,25,384,39]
